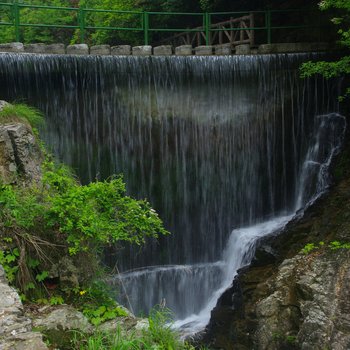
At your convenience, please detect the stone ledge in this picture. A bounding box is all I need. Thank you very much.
[258,42,331,54]
[0,42,335,56]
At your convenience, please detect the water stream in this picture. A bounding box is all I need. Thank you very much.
[0,52,345,332]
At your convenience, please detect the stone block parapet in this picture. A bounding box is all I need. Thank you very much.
[153,45,172,56]
[111,45,131,55]
[0,42,334,56]
[235,44,251,55]
[175,45,192,56]
[46,43,66,54]
[258,42,331,54]
[90,45,111,55]
[215,44,232,55]
[67,44,89,55]
[132,45,152,56]
[0,42,24,53]
[195,45,213,56]
[24,43,47,53]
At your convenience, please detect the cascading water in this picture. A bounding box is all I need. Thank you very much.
[0,52,345,329]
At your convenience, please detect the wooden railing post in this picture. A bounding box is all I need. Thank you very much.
[204,12,210,45]
[250,12,255,46]
[240,20,244,42]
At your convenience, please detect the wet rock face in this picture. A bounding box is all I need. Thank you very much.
[0,122,42,184]
[254,250,350,350]
[200,147,350,350]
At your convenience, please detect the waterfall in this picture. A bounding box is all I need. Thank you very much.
[0,52,344,327]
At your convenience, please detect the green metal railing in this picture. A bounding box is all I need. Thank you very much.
[0,1,324,45]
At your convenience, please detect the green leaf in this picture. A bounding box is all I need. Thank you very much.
[36,271,49,282]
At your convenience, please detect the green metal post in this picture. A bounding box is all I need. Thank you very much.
[78,4,85,43]
[266,10,271,44]
[143,12,149,45]
[205,12,210,46]
[13,0,20,42]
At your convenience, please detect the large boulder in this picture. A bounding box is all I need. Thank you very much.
[0,112,42,184]
[0,265,48,350]
[253,249,350,350]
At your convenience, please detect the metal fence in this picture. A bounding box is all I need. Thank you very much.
[0,1,328,46]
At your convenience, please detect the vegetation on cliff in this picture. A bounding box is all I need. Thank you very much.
[0,103,200,350]
[301,0,350,100]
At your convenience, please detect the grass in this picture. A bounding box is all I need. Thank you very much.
[72,307,205,350]
[73,328,141,350]
[0,103,44,128]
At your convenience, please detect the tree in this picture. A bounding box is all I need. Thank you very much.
[300,0,350,100]
[0,0,76,44]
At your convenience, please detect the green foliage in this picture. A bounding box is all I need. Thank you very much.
[0,0,243,45]
[77,0,143,46]
[0,155,167,301]
[73,307,201,350]
[0,106,169,348]
[300,0,350,100]
[301,242,318,254]
[21,0,76,44]
[301,240,350,254]
[42,160,168,255]
[73,328,141,350]
[0,103,44,129]
[286,335,297,344]
[49,295,65,305]
[0,157,170,344]
[0,184,44,230]
[83,305,128,326]
[0,0,76,44]
[142,307,185,350]
[328,240,350,249]
[0,248,19,283]
[36,270,49,282]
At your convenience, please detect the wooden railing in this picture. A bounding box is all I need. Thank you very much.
[160,14,255,47]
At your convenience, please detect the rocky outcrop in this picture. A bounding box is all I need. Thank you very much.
[0,265,48,350]
[200,144,350,349]
[254,250,350,350]
[0,106,147,349]
[0,103,42,184]
[26,304,148,349]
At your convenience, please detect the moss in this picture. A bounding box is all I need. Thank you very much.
[42,329,87,350]
[0,103,44,129]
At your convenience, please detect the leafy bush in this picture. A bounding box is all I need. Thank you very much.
[300,0,350,100]
[0,104,168,305]
[301,240,350,254]
[42,160,168,255]
[0,161,168,295]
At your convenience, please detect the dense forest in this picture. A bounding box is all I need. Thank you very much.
[0,0,329,46]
